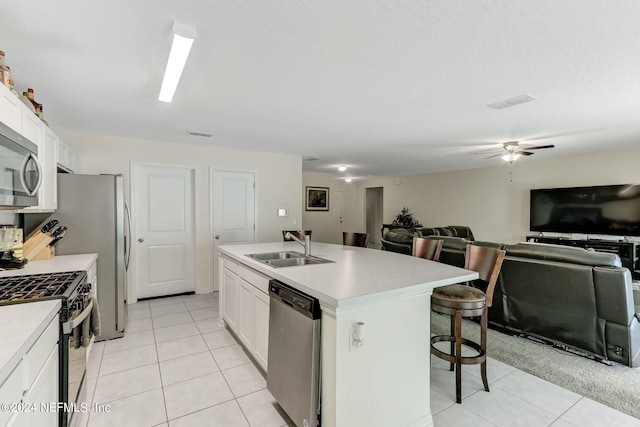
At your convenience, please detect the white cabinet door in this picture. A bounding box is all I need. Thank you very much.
[40,127,57,210]
[57,141,68,169]
[13,345,58,427]
[0,84,22,132]
[0,362,23,426]
[253,290,269,370]
[222,267,239,332]
[238,279,255,350]
[20,109,42,147]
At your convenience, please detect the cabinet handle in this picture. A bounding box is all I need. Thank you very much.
[138,238,144,243]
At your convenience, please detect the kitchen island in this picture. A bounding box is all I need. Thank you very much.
[218,242,478,427]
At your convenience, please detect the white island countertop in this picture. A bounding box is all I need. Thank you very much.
[0,253,97,278]
[0,300,60,385]
[218,242,477,310]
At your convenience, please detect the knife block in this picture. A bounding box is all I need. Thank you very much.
[23,233,55,260]
[31,246,55,261]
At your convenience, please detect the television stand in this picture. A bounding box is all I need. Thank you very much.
[526,235,640,280]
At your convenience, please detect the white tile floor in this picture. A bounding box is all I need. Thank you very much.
[70,292,640,427]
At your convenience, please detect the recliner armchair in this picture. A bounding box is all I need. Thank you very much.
[492,243,640,367]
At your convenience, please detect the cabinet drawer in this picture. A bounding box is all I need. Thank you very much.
[238,264,269,294]
[23,316,58,391]
[0,361,24,426]
[222,256,238,274]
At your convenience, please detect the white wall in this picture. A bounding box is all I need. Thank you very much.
[358,147,640,244]
[58,130,303,294]
[302,172,365,244]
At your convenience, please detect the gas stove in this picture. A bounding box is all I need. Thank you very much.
[0,271,88,321]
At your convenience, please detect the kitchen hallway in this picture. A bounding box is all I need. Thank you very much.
[70,293,640,427]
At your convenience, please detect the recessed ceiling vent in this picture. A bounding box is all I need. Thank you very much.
[303,157,319,162]
[187,131,212,137]
[487,94,537,109]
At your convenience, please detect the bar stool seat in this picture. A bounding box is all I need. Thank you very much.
[430,244,505,404]
[431,284,486,309]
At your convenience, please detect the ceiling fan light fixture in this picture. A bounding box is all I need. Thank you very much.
[158,23,197,103]
[501,153,521,162]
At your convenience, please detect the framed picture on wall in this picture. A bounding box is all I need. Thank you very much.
[306,186,329,211]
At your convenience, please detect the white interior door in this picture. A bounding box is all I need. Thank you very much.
[133,163,196,299]
[212,170,255,289]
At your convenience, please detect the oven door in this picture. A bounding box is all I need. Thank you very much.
[61,298,93,426]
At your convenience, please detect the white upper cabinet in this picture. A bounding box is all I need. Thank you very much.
[0,84,22,132]
[40,127,58,210]
[57,139,78,173]
[0,83,60,212]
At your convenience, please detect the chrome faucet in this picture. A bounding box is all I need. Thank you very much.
[285,232,311,256]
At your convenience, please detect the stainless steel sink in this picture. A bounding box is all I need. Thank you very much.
[245,251,333,268]
[266,257,332,267]
[246,251,305,261]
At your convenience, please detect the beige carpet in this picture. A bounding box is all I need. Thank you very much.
[431,313,640,419]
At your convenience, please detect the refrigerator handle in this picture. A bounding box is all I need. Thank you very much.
[124,200,132,270]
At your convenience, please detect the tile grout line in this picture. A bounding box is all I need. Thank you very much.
[151,304,171,425]
[162,295,247,425]
[114,294,280,426]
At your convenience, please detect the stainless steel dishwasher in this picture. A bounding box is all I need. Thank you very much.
[267,279,322,427]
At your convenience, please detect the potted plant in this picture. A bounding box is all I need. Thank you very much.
[392,207,421,227]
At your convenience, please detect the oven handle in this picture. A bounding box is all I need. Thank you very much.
[62,299,94,334]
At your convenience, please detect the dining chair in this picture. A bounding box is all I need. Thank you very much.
[429,244,506,403]
[412,237,443,261]
[282,230,312,241]
[343,232,368,247]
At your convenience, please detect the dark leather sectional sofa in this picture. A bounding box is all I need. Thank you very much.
[381,227,640,367]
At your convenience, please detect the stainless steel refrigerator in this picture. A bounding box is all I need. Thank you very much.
[52,173,130,341]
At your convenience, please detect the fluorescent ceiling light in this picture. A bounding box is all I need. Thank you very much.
[158,23,197,103]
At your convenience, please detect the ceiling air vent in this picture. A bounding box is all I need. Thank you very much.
[303,157,319,162]
[187,131,213,137]
[487,94,536,109]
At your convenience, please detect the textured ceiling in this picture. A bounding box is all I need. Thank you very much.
[2,1,640,180]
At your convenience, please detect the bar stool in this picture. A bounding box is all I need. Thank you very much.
[412,237,443,261]
[343,232,368,247]
[430,244,506,403]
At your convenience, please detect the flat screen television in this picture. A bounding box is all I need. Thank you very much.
[530,184,640,236]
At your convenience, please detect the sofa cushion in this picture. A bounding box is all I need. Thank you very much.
[382,230,416,245]
[446,225,475,240]
[381,230,418,255]
[430,236,467,267]
[505,243,622,267]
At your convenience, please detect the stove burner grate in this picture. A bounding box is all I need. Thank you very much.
[0,271,85,303]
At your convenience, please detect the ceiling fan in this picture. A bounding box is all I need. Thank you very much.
[482,141,555,162]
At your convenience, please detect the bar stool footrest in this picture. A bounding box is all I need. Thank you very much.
[430,334,487,365]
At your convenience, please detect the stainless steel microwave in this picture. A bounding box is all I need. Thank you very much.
[0,120,42,209]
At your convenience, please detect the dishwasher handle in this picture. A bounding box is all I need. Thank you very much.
[269,280,321,320]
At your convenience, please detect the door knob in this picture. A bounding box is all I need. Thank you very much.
[138,238,144,243]
[215,235,220,240]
